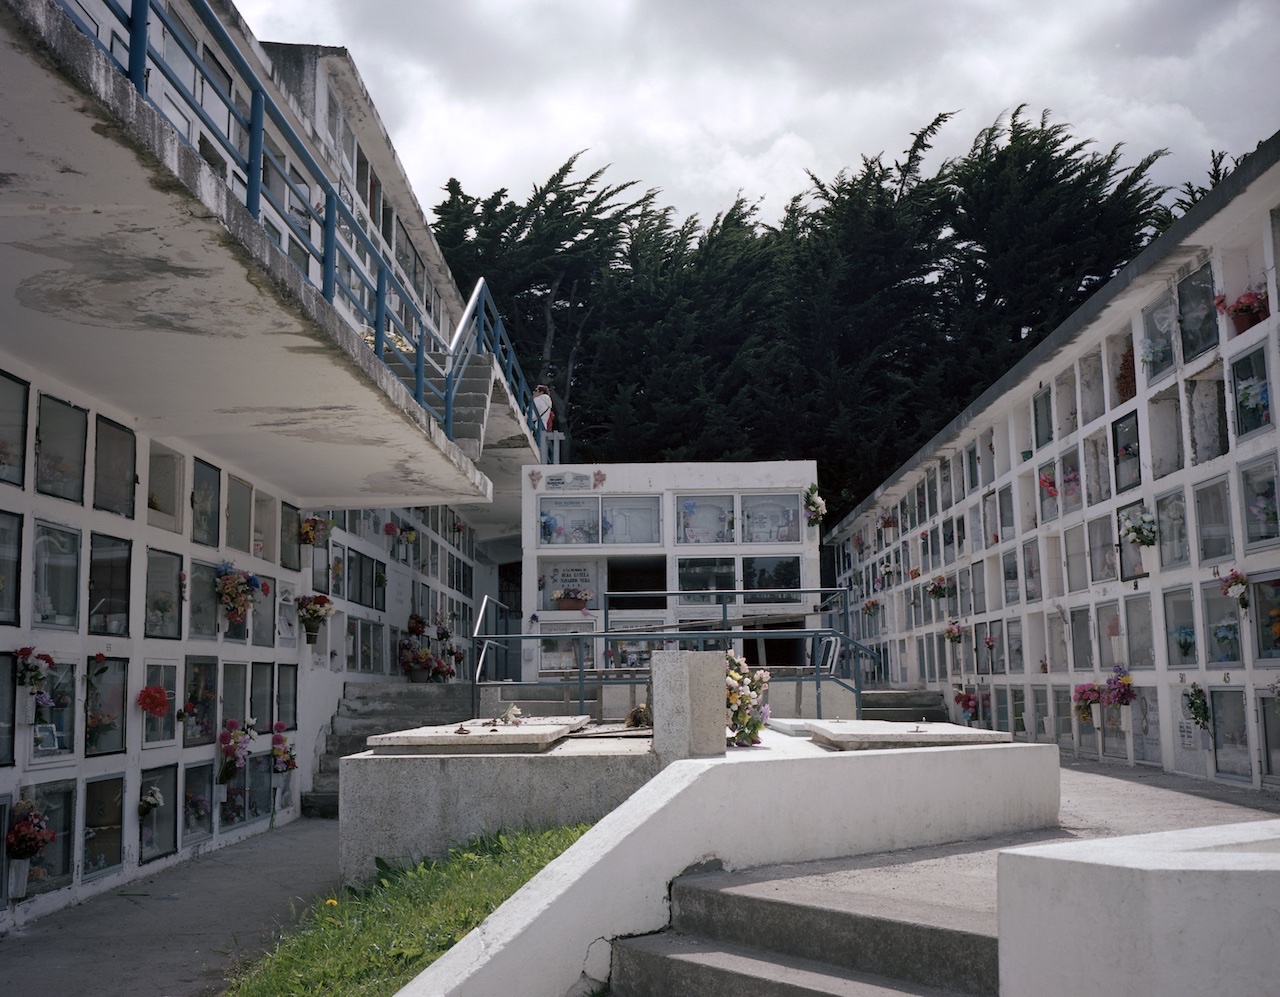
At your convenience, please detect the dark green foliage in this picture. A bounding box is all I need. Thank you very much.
[435,113,1226,518]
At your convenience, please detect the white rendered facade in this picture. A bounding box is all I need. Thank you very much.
[0,0,534,925]
[522,461,823,680]
[827,129,1280,790]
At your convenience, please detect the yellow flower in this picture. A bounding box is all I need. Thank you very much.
[325,898,338,906]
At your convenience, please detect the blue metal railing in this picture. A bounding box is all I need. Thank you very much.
[53,0,547,454]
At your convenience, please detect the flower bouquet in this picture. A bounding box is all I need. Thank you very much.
[954,690,979,721]
[983,635,998,652]
[217,718,256,784]
[925,576,955,600]
[1118,509,1158,547]
[5,800,56,860]
[1216,287,1270,332]
[726,651,769,746]
[553,588,593,610]
[1220,568,1249,610]
[137,684,170,720]
[137,785,164,818]
[296,594,337,643]
[1038,471,1058,499]
[14,646,54,690]
[861,598,879,617]
[215,562,261,624]
[1101,665,1135,707]
[803,483,826,527]
[943,622,964,644]
[183,789,211,828]
[270,721,297,773]
[299,516,334,545]
[1072,682,1103,724]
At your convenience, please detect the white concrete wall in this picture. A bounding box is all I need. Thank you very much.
[339,742,660,883]
[1000,819,1280,997]
[399,737,1060,997]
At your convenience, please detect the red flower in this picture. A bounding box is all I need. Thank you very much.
[261,581,271,597]
[94,652,105,664]
[136,685,170,719]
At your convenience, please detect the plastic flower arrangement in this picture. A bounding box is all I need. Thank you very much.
[5,800,56,860]
[433,609,457,642]
[296,595,338,624]
[1102,666,1136,707]
[925,576,954,600]
[399,610,458,681]
[878,511,897,530]
[1118,508,1158,547]
[725,651,769,747]
[86,710,118,736]
[136,684,170,720]
[1038,471,1058,498]
[909,567,922,580]
[1072,682,1103,723]
[954,690,979,721]
[184,789,211,824]
[943,622,964,644]
[802,483,826,527]
[1220,568,1249,610]
[1138,338,1169,367]
[137,785,164,818]
[271,721,297,773]
[552,588,594,602]
[383,521,400,537]
[1215,288,1269,317]
[298,516,334,545]
[14,646,54,690]
[862,598,879,617]
[215,562,261,624]
[216,718,256,784]
[983,635,998,651]
[852,534,866,554]
[1184,682,1210,731]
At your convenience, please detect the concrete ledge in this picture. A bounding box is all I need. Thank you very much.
[999,818,1280,997]
[366,716,590,754]
[339,738,658,883]
[398,737,1059,997]
[807,719,1011,750]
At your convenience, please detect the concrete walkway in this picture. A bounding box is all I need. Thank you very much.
[2,756,1279,996]
[0,818,339,997]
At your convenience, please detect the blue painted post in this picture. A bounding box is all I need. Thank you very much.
[374,267,387,358]
[128,0,149,94]
[322,190,337,303]
[444,366,455,440]
[245,90,264,219]
[414,318,425,406]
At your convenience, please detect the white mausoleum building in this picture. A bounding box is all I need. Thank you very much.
[826,127,1280,790]
[0,0,542,924]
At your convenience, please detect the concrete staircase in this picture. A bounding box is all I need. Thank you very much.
[383,351,495,461]
[859,689,951,724]
[301,681,474,818]
[610,866,996,996]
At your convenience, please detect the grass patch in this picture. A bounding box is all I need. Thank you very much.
[224,824,591,997]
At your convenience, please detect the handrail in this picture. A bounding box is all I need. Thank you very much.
[51,0,542,456]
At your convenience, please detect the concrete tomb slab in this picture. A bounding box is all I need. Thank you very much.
[366,715,591,754]
[806,719,1011,751]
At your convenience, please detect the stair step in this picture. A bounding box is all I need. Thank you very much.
[670,872,997,997]
[300,791,339,819]
[611,932,970,997]
[312,770,339,792]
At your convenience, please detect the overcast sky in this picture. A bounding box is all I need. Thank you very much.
[235,0,1280,227]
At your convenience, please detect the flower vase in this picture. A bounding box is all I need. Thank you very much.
[303,620,321,645]
[556,598,587,611]
[408,669,432,683]
[1089,704,1101,729]
[1110,636,1126,661]
[1041,717,1055,736]
[137,801,153,819]
[17,693,35,725]
[1019,712,1032,735]
[1231,311,1262,335]
[214,783,228,803]
[1120,705,1133,733]
[8,858,30,900]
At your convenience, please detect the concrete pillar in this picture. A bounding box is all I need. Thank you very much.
[652,650,726,767]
